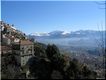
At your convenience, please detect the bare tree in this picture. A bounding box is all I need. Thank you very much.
[93,1,106,78]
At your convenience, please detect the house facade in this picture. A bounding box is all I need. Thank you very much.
[20,40,34,66]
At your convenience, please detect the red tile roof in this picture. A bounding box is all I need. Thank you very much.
[14,39,33,45]
[20,40,33,45]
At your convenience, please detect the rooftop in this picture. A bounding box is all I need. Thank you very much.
[20,40,33,45]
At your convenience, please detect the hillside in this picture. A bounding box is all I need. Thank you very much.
[1,21,105,79]
[28,30,106,79]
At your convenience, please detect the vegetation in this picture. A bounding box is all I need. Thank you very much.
[34,42,47,58]
[1,53,21,79]
[28,43,98,79]
[1,23,101,79]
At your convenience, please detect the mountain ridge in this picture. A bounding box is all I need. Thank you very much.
[28,30,106,38]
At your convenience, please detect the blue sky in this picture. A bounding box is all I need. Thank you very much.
[1,0,105,34]
[0,0,1,20]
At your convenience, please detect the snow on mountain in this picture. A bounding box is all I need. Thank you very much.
[30,32,50,36]
[49,30,63,35]
[62,31,71,35]
[29,30,106,38]
[30,31,71,37]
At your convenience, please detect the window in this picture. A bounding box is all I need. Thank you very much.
[21,47,24,50]
[22,60,25,65]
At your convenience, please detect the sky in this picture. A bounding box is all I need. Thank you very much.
[0,0,1,20]
[1,0,105,34]
[1,0,106,1]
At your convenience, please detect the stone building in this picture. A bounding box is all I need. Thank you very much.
[20,40,34,66]
[12,40,34,66]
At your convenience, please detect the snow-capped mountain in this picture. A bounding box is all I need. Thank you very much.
[29,31,71,37]
[28,30,105,49]
[62,31,71,35]
[29,30,106,38]
[30,32,50,36]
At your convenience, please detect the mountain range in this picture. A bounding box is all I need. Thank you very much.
[29,30,106,39]
[28,30,105,50]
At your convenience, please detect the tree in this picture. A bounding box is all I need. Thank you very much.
[34,43,47,58]
[81,65,97,79]
[66,60,80,79]
[82,65,91,79]
[95,2,106,78]
[27,57,52,79]
[46,44,60,60]
[46,44,70,79]
[34,44,46,58]
[28,43,98,79]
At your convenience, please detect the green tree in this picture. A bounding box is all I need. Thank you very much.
[46,44,60,60]
[27,57,52,79]
[34,42,47,58]
[66,60,80,79]
[46,44,69,79]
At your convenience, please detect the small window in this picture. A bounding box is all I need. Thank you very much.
[23,60,24,64]
[21,47,24,50]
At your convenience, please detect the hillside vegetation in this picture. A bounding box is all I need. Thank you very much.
[27,42,98,79]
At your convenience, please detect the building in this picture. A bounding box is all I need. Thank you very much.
[0,46,12,55]
[20,40,34,66]
[1,21,35,79]
[12,39,34,66]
